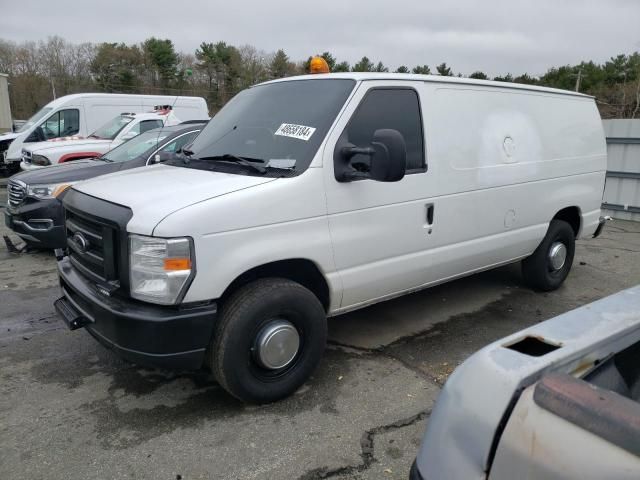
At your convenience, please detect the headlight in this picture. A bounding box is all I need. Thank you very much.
[26,182,75,199]
[32,154,50,166]
[129,234,195,305]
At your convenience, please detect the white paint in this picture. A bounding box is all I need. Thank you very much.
[19,110,185,170]
[73,74,607,311]
[4,93,208,164]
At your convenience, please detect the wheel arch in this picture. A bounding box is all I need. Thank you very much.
[552,206,581,238]
[220,258,331,312]
[58,151,102,163]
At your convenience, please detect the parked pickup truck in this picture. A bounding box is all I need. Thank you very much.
[411,285,640,480]
[19,107,182,171]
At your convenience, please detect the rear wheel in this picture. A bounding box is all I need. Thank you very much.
[522,219,575,291]
[209,278,327,403]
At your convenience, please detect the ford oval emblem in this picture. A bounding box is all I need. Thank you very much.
[73,232,89,253]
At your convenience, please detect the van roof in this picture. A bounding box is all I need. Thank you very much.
[260,73,592,99]
[44,93,203,108]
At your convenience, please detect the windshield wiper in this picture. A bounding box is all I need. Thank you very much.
[196,154,267,174]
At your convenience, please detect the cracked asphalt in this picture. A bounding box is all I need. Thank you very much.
[1,180,639,479]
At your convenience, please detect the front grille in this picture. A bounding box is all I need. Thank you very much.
[8,180,26,207]
[66,208,118,285]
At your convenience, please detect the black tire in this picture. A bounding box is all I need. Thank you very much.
[522,219,575,291]
[209,278,327,403]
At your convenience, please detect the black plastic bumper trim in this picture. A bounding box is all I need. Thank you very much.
[593,216,606,238]
[57,256,217,370]
[409,460,425,480]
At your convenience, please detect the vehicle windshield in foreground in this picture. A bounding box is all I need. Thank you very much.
[16,107,53,133]
[178,78,355,177]
[90,115,134,140]
[101,130,170,162]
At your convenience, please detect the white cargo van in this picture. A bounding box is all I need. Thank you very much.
[54,73,607,403]
[1,93,208,172]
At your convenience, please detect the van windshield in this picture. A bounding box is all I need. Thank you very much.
[17,107,53,133]
[180,79,355,176]
[90,115,135,140]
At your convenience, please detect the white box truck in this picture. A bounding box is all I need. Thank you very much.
[0,93,208,174]
[53,72,607,403]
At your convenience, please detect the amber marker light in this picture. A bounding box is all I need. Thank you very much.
[164,258,192,271]
[309,56,330,74]
[52,184,73,197]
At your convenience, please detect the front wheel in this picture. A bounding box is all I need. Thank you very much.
[522,219,575,291]
[209,278,327,403]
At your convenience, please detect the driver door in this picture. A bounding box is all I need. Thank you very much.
[323,81,438,310]
[35,109,80,141]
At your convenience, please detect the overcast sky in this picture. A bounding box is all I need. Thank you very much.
[1,0,638,76]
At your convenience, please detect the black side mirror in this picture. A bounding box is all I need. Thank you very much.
[335,129,406,182]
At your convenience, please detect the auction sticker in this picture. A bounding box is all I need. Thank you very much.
[275,123,316,141]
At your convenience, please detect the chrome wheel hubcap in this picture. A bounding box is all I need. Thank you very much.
[255,320,300,370]
[548,242,567,271]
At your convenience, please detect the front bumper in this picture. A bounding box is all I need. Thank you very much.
[409,461,425,480]
[56,256,217,369]
[20,161,45,171]
[4,197,66,249]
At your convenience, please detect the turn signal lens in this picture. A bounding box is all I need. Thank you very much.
[309,56,330,74]
[52,184,73,197]
[164,258,192,271]
[129,235,194,305]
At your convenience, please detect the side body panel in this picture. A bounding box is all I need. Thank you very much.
[324,81,606,313]
[151,168,340,308]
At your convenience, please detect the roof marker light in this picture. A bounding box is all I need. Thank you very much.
[309,56,330,74]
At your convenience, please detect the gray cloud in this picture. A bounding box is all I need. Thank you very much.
[1,0,638,76]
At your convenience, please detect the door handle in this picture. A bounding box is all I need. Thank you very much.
[425,203,434,234]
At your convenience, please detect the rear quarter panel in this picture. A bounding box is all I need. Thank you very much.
[421,84,606,274]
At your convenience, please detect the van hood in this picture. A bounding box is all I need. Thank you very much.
[0,131,19,141]
[73,164,277,234]
[26,138,111,153]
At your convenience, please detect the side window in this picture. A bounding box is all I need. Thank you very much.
[160,131,198,154]
[343,89,425,172]
[41,109,79,139]
[43,112,61,138]
[127,120,163,137]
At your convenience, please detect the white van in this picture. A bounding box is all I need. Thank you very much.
[1,93,208,172]
[54,73,607,404]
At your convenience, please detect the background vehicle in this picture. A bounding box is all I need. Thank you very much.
[19,107,189,170]
[54,73,606,404]
[1,93,208,174]
[5,123,205,249]
[410,285,640,480]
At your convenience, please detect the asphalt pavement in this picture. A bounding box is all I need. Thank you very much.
[1,182,639,480]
